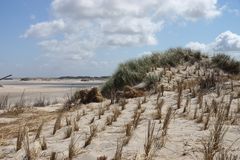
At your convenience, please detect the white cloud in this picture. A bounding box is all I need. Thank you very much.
[155,0,221,21]
[24,0,222,60]
[23,19,65,38]
[186,31,240,52]
[186,42,208,52]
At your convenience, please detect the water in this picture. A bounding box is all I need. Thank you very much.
[0,79,105,105]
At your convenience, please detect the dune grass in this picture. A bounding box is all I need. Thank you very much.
[101,48,203,97]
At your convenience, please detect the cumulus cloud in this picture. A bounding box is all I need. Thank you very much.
[24,0,222,60]
[155,0,221,21]
[186,31,240,52]
[23,19,65,38]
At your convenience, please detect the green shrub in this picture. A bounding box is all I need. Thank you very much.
[212,54,240,74]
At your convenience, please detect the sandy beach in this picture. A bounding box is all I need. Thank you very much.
[0,79,105,105]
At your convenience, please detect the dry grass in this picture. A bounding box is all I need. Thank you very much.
[236,99,240,113]
[137,98,142,110]
[123,122,133,146]
[119,98,128,110]
[106,116,113,126]
[144,120,155,158]
[225,95,233,119]
[73,118,79,131]
[200,106,227,160]
[182,97,190,114]
[23,128,38,160]
[112,107,121,122]
[64,126,73,139]
[16,125,25,151]
[66,116,72,126]
[203,113,211,130]
[113,140,123,160]
[40,136,47,150]
[35,121,44,140]
[154,99,164,123]
[69,135,81,160]
[97,155,108,160]
[53,113,63,135]
[158,107,173,148]
[76,111,81,121]
[98,105,105,119]
[133,110,141,129]
[196,110,204,123]
[193,107,198,119]
[50,152,57,160]
[84,124,97,148]
[89,117,95,124]
[177,81,183,109]
[0,95,9,109]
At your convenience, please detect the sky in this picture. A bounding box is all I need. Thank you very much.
[0,0,240,77]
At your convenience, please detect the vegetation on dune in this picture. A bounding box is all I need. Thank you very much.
[101,48,203,97]
[212,54,240,74]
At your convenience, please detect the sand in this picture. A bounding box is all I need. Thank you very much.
[0,65,240,159]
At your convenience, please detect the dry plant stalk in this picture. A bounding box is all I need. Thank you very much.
[225,95,233,119]
[112,107,121,122]
[69,135,80,160]
[133,111,141,129]
[84,124,97,148]
[142,95,147,104]
[64,126,73,139]
[106,116,113,126]
[76,111,81,121]
[123,122,133,146]
[50,152,57,160]
[35,121,44,140]
[215,149,239,160]
[196,110,204,123]
[97,155,108,160]
[98,106,105,119]
[154,99,164,123]
[193,107,198,119]
[236,99,240,113]
[66,116,71,126]
[119,98,127,110]
[137,98,142,110]
[200,106,227,160]
[182,97,190,114]
[89,117,95,124]
[53,113,63,135]
[159,107,173,148]
[177,81,183,109]
[113,140,123,160]
[203,113,211,130]
[162,107,172,136]
[16,125,25,151]
[73,119,79,131]
[40,136,47,150]
[144,120,155,158]
[82,109,86,116]
[23,128,33,160]
[198,92,203,109]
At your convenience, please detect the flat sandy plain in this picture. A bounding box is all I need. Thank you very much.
[0,79,104,105]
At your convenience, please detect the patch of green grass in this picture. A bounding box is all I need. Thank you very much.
[101,48,204,97]
[212,54,240,74]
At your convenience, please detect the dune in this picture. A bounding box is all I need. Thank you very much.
[0,49,240,159]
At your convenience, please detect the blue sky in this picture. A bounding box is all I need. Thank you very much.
[0,0,240,77]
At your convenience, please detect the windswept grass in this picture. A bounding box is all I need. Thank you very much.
[212,54,240,74]
[101,48,203,97]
